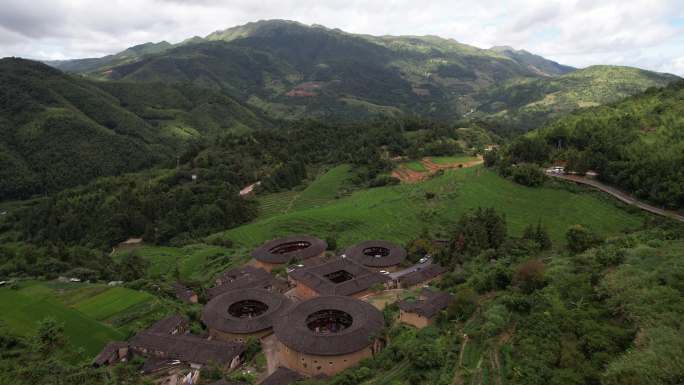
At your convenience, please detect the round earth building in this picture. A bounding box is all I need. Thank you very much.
[202,288,290,343]
[273,296,384,377]
[251,235,327,272]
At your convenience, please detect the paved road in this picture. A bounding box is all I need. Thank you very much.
[547,172,684,223]
[389,258,432,280]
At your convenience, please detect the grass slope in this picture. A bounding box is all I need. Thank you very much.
[211,166,643,250]
[0,283,125,356]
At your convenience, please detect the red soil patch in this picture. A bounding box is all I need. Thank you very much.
[392,156,484,184]
[286,82,322,97]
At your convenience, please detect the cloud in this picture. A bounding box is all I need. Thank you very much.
[0,0,682,75]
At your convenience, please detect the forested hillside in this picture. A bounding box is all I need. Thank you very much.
[47,20,678,128]
[477,65,678,131]
[488,80,684,209]
[0,58,269,200]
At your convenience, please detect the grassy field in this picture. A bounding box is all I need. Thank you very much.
[210,166,644,251]
[430,155,479,165]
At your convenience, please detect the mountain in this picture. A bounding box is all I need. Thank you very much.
[46,20,678,127]
[42,20,570,121]
[45,41,174,73]
[477,65,679,130]
[0,58,269,200]
[489,45,574,76]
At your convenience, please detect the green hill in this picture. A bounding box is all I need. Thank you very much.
[494,80,684,209]
[210,166,643,249]
[0,58,269,200]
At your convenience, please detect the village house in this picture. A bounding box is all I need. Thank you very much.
[397,288,453,328]
[92,341,129,367]
[208,266,287,299]
[173,282,198,304]
[396,263,447,289]
[129,332,245,370]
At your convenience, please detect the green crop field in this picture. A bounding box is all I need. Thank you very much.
[0,281,172,356]
[0,282,125,356]
[430,155,479,165]
[212,166,644,250]
[73,287,153,321]
[402,161,427,172]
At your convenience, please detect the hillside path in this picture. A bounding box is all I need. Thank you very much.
[548,173,684,223]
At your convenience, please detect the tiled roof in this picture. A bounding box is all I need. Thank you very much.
[146,314,189,335]
[274,296,384,356]
[208,266,275,298]
[129,332,244,366]
[202,288,291,334]
[289,257,389,296]
[92,341,127,366]
[398,264,446,287]
[252,235,327,264]
[397,288,452,318]
[259,366,304,385]
[344,240,407,268]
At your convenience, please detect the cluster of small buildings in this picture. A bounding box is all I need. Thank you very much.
[94,235,454,384]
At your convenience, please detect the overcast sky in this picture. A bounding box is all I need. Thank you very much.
[1,0,683,75]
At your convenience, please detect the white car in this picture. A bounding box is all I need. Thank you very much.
[379,270,390,275]
[419,257,429,264]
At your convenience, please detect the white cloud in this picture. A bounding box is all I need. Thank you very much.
[0,0,682,75]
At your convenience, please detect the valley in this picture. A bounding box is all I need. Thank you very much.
[0,15,683,385]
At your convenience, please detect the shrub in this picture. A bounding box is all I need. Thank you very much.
[511,163,546,187]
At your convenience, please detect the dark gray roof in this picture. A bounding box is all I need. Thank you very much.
[252,235,327,264]
[173,282,196,303]
[146,314,189,335]
[344,240,407,268]
[129,332,244,365]
[260,366,304,385]
[141,357,185,374]
[209,266,276,298]
[397,288,452,318]
[92,341,127,366]
[202,288,291,334]
[398,264,446,287]
[209,380,248,385]
[289,257,389,296]
[274,296,384,356]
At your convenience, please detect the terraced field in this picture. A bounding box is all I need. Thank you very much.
[256,164,353,219]
[114,243,233,281]
[210,166,644,250]
[0,281,158,356]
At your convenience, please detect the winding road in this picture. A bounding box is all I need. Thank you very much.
[547,172,684,223]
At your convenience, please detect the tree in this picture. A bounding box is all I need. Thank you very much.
[566,225,601,253]
[447,287,478,321]
[514,259,546,293]
[34,317,65,354]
